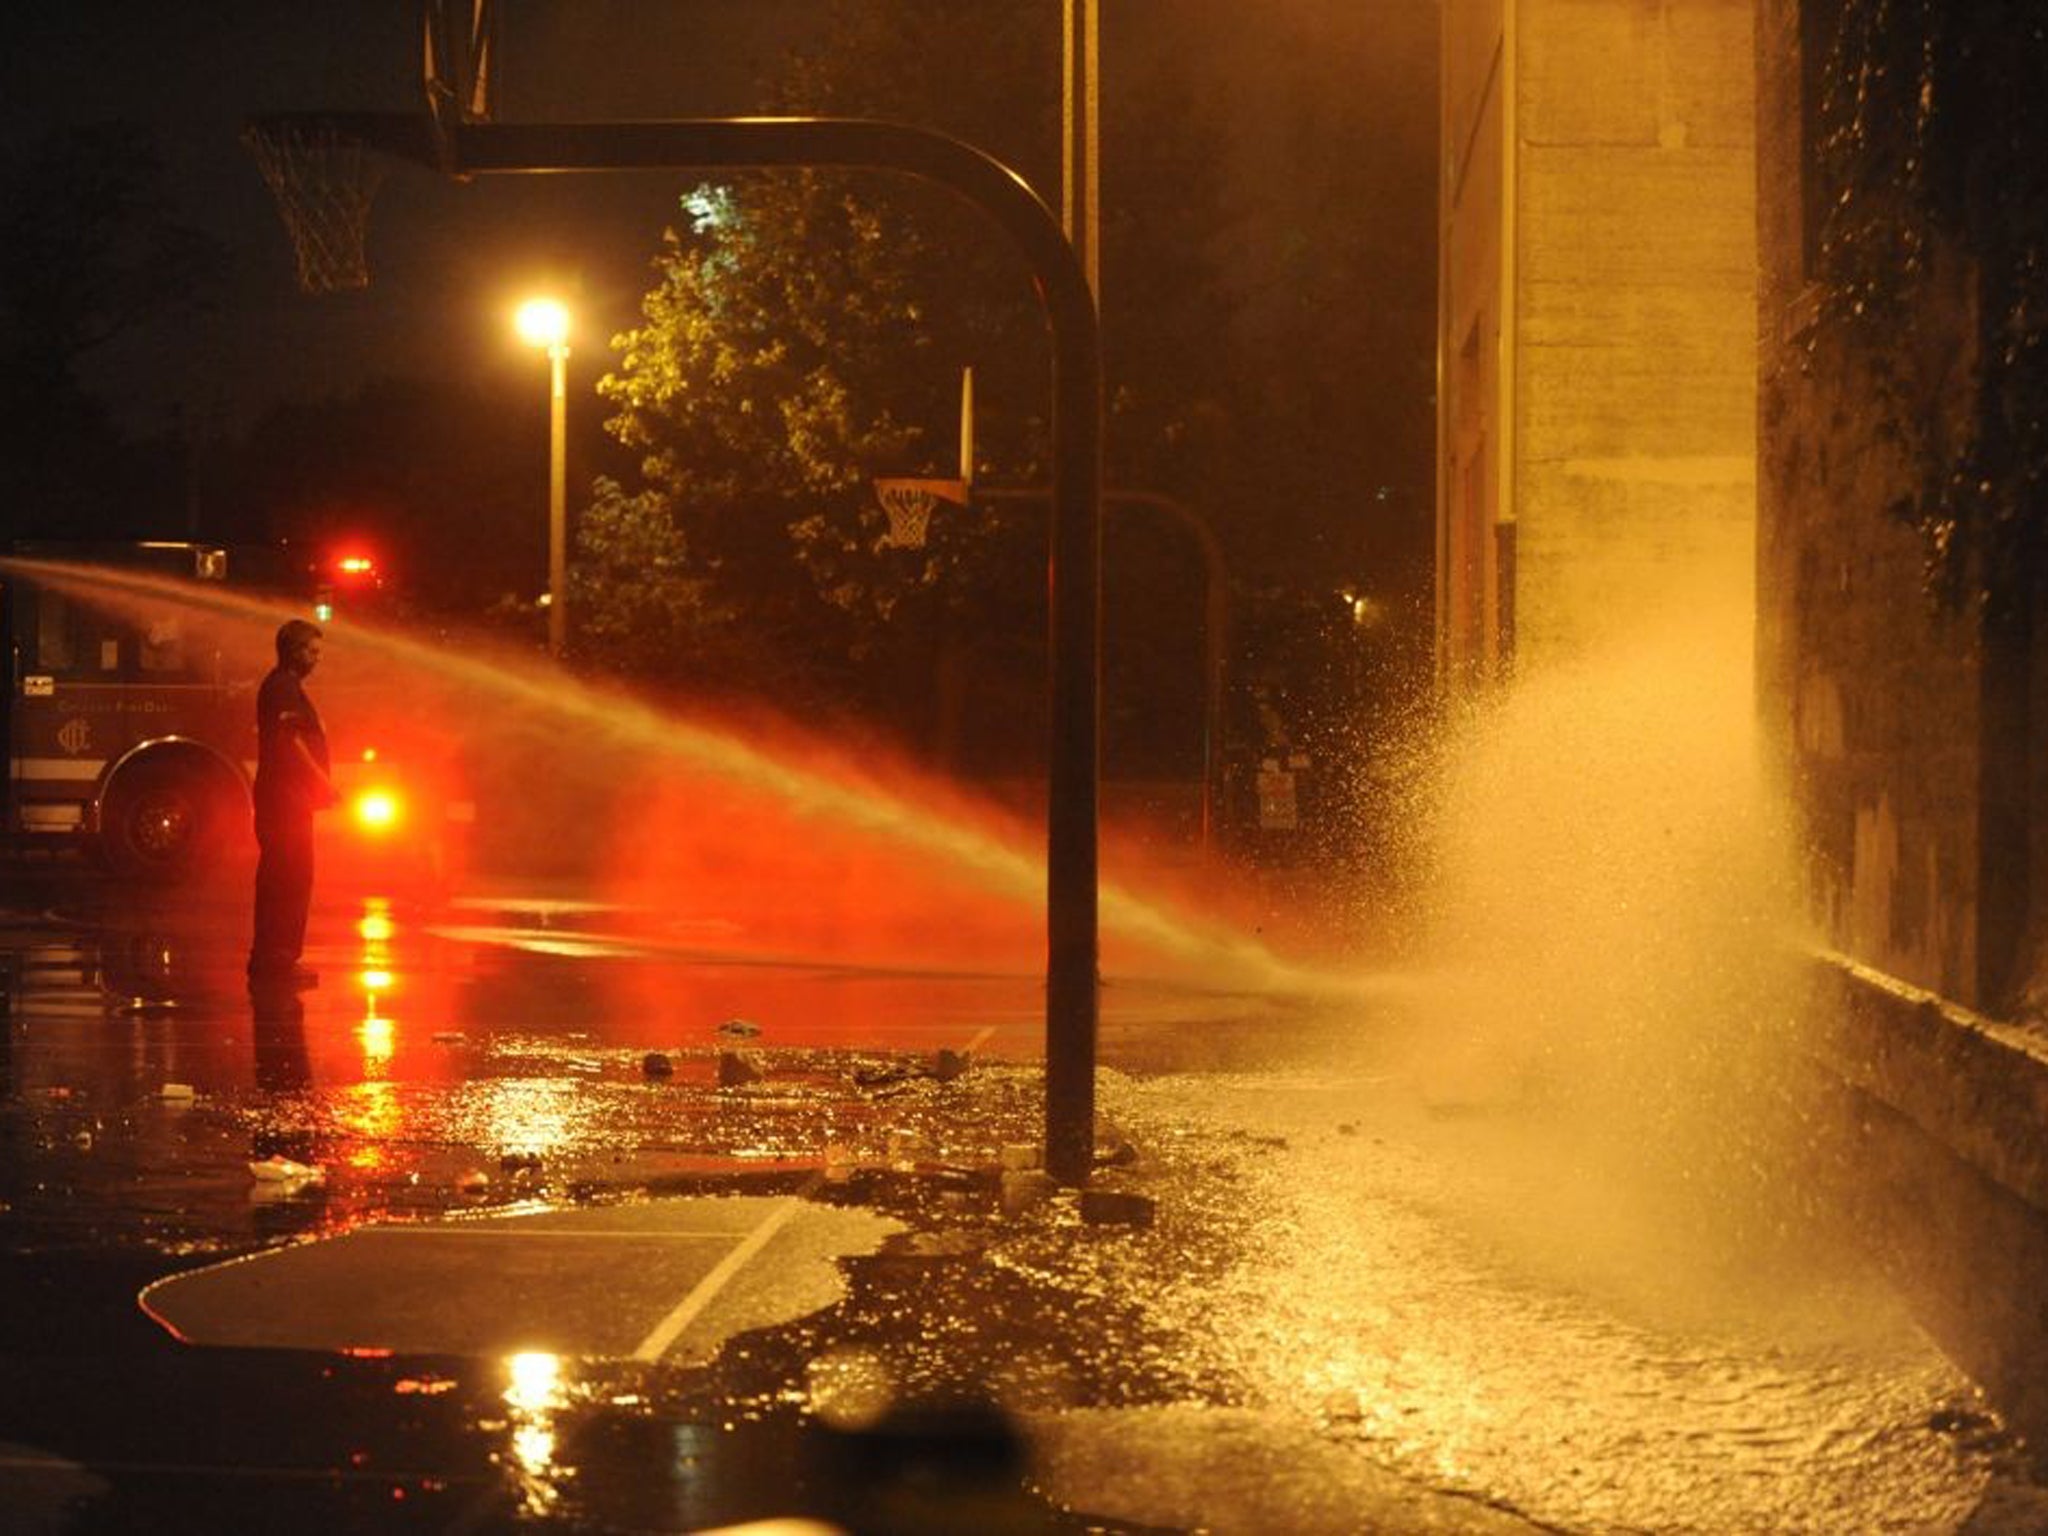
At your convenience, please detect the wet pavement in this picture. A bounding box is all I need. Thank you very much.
[5,865,2048,1533]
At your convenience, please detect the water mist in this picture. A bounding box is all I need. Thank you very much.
[1403,599,1818,1315]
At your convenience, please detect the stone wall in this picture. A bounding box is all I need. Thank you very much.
[1757,0,2048,1464]
[1753,0,1993,1008]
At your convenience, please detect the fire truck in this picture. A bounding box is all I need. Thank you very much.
[1,540,463,886]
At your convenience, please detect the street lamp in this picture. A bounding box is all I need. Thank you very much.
[514,296,570,657]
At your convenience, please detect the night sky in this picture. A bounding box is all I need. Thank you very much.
[3,2,836,435]
[3,2,1436,429]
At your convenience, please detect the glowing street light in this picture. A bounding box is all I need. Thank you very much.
[515,297,571,658]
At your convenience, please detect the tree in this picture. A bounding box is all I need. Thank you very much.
[588,0,1255,769]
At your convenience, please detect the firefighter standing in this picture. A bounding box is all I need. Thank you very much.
[247,619,337,987]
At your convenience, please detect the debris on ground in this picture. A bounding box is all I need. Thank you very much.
[853,1059,917,1089]
[248,1156,324,1185]
[159,1083,196,1102]
[718,1050,763,1087]
[641,1051,674,1079]
[455,1170,490,1196]
[855,1050,976,1090]
[1079,1188,1156,1228]
[716,1017,762,1038]
[431,1030,467,1044]
[887,1131,935,1166]
[1000,1170,1057,1216]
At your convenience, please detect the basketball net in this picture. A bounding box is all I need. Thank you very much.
[243,121,386,294]
[874,477,969,550]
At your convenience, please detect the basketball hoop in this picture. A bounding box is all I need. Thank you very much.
[243,119,387,294]
[874,477,969,550]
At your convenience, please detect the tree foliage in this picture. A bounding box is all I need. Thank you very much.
[587,0,1250,751]
[582,0,1436,784]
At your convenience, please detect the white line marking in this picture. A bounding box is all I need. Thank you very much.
[630,1199,802,1362]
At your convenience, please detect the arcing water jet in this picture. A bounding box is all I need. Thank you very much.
[8,558,1307,992]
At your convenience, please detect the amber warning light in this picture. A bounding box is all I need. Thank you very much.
[352,788,401,834]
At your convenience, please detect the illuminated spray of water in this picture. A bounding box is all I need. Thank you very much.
[1403,591,1816,1283]
[9,559,1318,990]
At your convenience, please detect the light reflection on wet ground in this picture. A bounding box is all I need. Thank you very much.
[5,875,2048,1532]
[1021,1064,2048,1535]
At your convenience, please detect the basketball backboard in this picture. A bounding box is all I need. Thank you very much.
[422,0,499,165]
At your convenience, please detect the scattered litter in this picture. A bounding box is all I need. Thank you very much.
[1079,1189,1155,1228]
[897,1229,982,1259]
[1000,1169,1056,1217]
[716,1017,761,1038]
[159,1083,196,1102]
[718,1050,762,1088]
[455,1170,490,1195]
[853,1061,915,1089]
[854,1052,972,1090]
[641,1051,674,1079]
[249,1156,324,1185]
[567,1057,603,1075]
[822,1143,857,1183]
[431,1030,467,1044]
[498,1152,542,1176]
[70,1131,93,1150]
[886,1130,934,1166]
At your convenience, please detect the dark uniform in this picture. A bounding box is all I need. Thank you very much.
[248,663,331,978]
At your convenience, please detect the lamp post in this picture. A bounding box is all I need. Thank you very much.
[514,297,570,658]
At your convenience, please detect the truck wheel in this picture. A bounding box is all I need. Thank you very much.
[99,759,241,882]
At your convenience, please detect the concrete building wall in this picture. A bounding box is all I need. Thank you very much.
[1439,0,1757,682]
[1438,0,1509,685]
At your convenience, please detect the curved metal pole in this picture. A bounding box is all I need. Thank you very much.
[393,114,1104,1185]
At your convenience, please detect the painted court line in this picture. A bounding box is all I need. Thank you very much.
[630,1198,803,1362]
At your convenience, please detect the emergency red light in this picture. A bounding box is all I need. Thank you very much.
[352,788,401,833]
